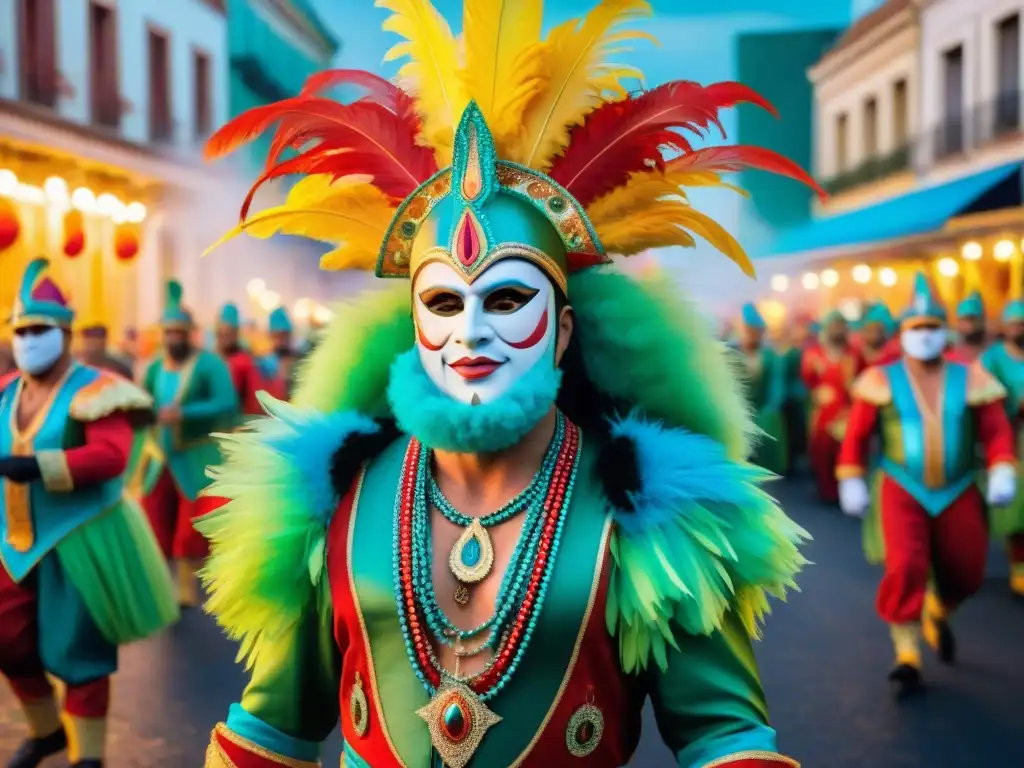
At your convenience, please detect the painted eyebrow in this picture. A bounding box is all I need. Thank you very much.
[482,280,539,293]
[417,284,466,301]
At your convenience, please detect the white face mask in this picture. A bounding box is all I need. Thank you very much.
[13,327,66,375]
[901,327,948,361]
[413,258,557,405]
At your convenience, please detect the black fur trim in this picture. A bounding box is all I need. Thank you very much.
[329,418,401,497]
[597,434,641,513]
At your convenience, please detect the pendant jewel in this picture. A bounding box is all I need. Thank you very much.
[449,518,494,584]
[453,584,470,606]
[349,672,369,738]
[565,702,604,757]
[417,681,502,768]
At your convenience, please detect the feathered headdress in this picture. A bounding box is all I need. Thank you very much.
[10,257,74,330]
[204,0,822,283]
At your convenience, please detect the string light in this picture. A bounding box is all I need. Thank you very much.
[852,264,872,284]
[125,202,147,223]
[294,297,315,320]
[821,268,839,287]
[770,275,789,293]
[246,278,266,298]
[879,267,897,287]
[259,290,282,311]
[43,176,68,201]
[937,257,960,277]
[71,187,97,212]
[0,169,16,196]
[801,272,820,290]
[962,241,983,260]
[994,239,1014,262]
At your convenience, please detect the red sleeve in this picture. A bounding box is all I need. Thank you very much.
[800,349,819,390]
[975,399,1017,468]
[836,398,879,478]
[63,413,134,485]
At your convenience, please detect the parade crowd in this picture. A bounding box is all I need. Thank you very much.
[731,280,1024,695]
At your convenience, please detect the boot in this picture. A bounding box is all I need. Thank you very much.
[6,727,67,768]
[888,623,924,700]
[922,591,956,664]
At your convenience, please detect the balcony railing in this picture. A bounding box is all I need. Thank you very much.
[919,92,1024,165]
[821,144,912,195]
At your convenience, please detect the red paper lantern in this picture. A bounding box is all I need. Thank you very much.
[0,199,19,250]
[113,224,139,262]
[63,209,85,257]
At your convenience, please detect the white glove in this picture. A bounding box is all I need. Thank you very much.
[986,464,1017,506]
[839,477,870,517]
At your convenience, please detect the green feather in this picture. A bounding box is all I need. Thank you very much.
[18,257,49,307]
[165,280,183,311]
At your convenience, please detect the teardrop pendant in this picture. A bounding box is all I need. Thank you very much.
[448,518,494,585]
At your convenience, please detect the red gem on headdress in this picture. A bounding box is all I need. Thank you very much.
[456,212,481,267]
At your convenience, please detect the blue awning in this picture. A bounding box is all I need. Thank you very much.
[765,162,1022,258]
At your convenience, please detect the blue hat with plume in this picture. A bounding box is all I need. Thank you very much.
[739,302,766,330]
[161,280,193,328]
[218,303,241,328]
[901,272,947,327]
[268,306,292,333]
[1002,298,1024,323]
[863,303,896,334]
[956,290,984,319]
[10,258,74,330]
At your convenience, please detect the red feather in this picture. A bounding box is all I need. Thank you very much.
[700,81,778,118]
[548,80,777,206]
[667,145,826,200]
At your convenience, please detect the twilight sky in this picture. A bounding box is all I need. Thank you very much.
[309,0,856,313]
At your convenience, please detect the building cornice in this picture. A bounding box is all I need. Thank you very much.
[809,2,918,86]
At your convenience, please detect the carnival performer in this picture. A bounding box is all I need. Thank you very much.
[837,273,1015,697]
[215,302,262,415]
[77,322,134,380]
[948,290,988,363]
[803,310,863,504]
[256,306,300,401]
[858,303,900,367]
[980,298,1024,597]
[0,259,177,768]
[778,314,811,475]
[135,281,237,606]
[193,1,822,765]
[735,303,787,474]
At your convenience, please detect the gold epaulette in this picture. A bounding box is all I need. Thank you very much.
[850,366,891,406]
[966,360,1007,406]
[70,371,153,422]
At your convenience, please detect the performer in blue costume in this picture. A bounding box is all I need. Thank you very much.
[981,298,1024,596]
[135,281,238,606]
[0,259,177,768]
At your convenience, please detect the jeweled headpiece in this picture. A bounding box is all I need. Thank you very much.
[10,258,74,330]
[204,0,822,293]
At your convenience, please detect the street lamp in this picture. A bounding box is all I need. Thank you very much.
[962,241,983,261]
[770,275,788,293]
[821,268,839,287]
[852,264,872,284]
[937,257,960,277]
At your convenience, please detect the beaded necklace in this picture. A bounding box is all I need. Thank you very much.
[392,417,582,768]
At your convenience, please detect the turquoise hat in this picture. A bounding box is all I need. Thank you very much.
[268,306,292,333]
[957,290,985,319]
[901,272,947,327]
[740,302,766,330]
[1002,298,1024,323]
[218,303,241,328]
[863,303,896,334]
[161,280,193,328]
[821,309,846,327]
[10,258,74,329]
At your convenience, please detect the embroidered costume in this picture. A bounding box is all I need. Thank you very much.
[734,303,787,475]
[837,274,1015,695]
[0,259,177,767]
[135,281,238,605]
[197,0,820,765]
[217,303,263,416]
[802,311,863,504]
[980,298,1024,596]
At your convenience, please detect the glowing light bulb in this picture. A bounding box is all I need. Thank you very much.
[962,241,983,261]
[770,275,789,293]
[96,193,120,216]
[125,202,147,223]
[937,257,960,277]
[801,272,820,290]
[294,298,314,320]
[994,240,1014,262]
[246,278,266,298]
[0,169,17,196]
[852,264,872,284]
[313,305,334,324]
[879,267,897,287]
[821,269,839,287]
[71,187,96,212]
[43,176,68,201]
[259,290,281,311]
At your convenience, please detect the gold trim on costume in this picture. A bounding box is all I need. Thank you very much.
[509,507,611,768]
[701,751,800,767]
[69,373,153,422]
[212,723,320,767]
[10,315,68,331]
[36,450,73,492]
[851,367,892,406]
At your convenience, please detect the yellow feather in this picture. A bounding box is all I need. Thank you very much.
[204,176,396,272]
[593,204,697,253]
[377,0,466,165]
[461,0,549,156]
[513,0,655,169]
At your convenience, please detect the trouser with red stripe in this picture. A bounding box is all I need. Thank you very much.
[142,469,209,559]
[876,476,988,623]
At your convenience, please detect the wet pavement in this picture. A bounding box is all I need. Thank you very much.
[2,479,1022,766]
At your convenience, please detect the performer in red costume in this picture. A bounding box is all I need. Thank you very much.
[215,303,262,415]
[802,310,864,503]
[836,273,1016,697]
